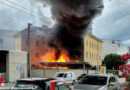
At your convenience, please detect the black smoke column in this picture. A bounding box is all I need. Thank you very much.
[44,0,104,60]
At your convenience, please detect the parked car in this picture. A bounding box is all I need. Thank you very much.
[73,74,120,90]
[11,78,71,90]
[77,73,87,82]
[53,72,77,85]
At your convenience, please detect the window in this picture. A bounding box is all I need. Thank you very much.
[0,39,3,49]
[109,77,117,84]
[92,53,93,60]
[79,76,107,85]
[55,82,70,90]
[86,40,88,46]
[86,51,88,59]
[92,42,93,48]
[64,73,72,78]
[36,53,39,57]
[36,40,39,46]
[89,52,91,59]
[89,41,91,48]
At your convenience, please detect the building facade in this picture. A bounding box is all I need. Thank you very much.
[102,40,130,59]
[0,30,17,50]
[14,26,52,66]
[84,34,103,66]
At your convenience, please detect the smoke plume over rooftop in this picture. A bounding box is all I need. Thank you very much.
[40,0,104,59]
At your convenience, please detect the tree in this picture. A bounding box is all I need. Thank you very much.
[104,53,124,70]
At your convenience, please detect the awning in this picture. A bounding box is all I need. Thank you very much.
[40,62,93,69]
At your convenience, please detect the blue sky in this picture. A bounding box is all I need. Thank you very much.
[0,0,130,46]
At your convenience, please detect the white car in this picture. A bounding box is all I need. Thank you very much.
[73,74,120,90]
[53,72,77,85]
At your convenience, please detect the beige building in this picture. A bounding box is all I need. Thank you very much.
[84,34,103,66]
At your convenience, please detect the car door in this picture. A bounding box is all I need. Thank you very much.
[63,73,73,84]
[54,81,71,90]
[108,77,118,90]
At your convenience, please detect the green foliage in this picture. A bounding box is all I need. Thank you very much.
[106,70,119,75]
[104,53,124,70]
[127,77,130,81]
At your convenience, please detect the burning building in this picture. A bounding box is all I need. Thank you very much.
[39,0,104,60]
[15,0,104,77]
[14,26,81,68]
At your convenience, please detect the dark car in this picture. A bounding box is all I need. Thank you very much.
[77,74,87,81]
[11,78,71,90]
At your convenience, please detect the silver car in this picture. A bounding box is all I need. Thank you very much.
[73,74,120,90]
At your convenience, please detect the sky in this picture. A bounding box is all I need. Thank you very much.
[0,0,130,46]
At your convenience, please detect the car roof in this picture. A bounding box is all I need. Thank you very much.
[18,78,56,82]
[86,73,114,77]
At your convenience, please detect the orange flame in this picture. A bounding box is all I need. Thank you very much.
[41,49,79,63]
[39,49,79,69]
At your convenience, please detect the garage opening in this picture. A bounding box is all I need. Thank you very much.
[0,51,7,82]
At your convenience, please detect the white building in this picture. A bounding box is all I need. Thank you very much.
[0,30,17,50]
[102,40,130,59]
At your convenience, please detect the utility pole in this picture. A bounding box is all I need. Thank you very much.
[96,42,99,73]
[28,23,32,77]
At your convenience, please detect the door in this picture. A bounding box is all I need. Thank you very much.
[63,73,73,84]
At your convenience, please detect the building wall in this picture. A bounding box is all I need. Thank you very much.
[84,34,102,66]
[31,69,95,78]
[14,27,49,66]
[0,30,17,50]
[6,51,28,82]
[102,40,129,59]
[117,43,129,55]
[15,36,22,51]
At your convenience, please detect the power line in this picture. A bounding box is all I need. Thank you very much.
[0,1,36,17]
[6,0,45,18]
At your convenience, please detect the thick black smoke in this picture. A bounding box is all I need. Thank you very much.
[42,0,104,59]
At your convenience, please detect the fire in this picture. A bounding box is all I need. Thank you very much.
[39,48,79,69]
[41,49,79,62]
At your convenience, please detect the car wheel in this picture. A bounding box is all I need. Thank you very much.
[72,80,76,85]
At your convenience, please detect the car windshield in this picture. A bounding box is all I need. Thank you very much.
[53,73,64,78]
[14,80,45,90]
[79,76,107,85]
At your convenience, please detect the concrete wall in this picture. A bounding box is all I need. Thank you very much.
[117,43,129,55]
[6,51,28,82]
[102,40,129,59]
[31,69,95,78]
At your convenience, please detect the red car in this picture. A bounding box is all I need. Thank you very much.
[11,78,72,90]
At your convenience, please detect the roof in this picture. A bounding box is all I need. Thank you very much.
[40,62,93,69]
[87,34,103,42]
[0,50,27,53]
[14,26,53,38]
